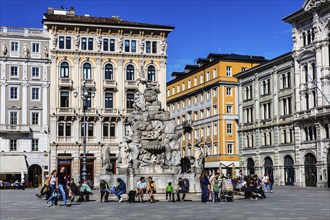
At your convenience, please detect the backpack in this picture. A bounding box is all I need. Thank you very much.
[183,178,189,192]
[128,190,136,203]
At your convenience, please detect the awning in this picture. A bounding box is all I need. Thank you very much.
[0,155,28,174]
[205,161,239,168]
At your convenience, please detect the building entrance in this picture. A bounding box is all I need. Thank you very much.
[304,153,317,187]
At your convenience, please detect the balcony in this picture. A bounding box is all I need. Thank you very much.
[59,78,73,88]
[103,80,117,90]
[57,136,73,143]
[0,26,46,37]
[102,137,117,143]
[0,124,30,133]
[101,108,118,116]
[79,108,97,116]
[84,79,95,87]
[125,80,138,90]
[56,107,75,115]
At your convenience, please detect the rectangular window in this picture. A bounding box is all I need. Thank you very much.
[152,41,157,53]
[226,105,232,114]
[200,75,204,83]
[103,39,109,51]
[58,123,64,136]
[32,112,39,125]
[227,123,232,134]
[213,106,217,115]
[110,39,115,51]
[10,112,18,125]
[213,88,217,97]
[88,123,94,137]
[125,40,130,52]
[81,37,87,50]
[103,123,109,137]
[127,93,135,109]
[226,87,232,96]
[88,38,93,50]
[32,67,39,78]
[32,43,40,53]
[11,42,19,51]
[59,36,65,49]
[60,91,69,107]
[11,66,18,77]
[66,37,71,49]
[65,123,71,137]
[110,124,115,137]
[10,140,17,151]
[105,92,113,108]
[32,139,38,151]
[227,143,233,154]
[131,40,136,52]
[213,68,217,78]
[206,72,210,81]
[10,87,18,99]
[31,88,39,100]
[214,124,218,135]
[146,41,151,53]
[226,66,232,76]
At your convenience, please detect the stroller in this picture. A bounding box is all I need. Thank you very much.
[220,179,234,202]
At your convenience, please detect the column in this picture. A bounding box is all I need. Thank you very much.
[22,63,27,125]
[315,46,323,106]
[42,83,48,131]
[0,80,6,125]
[117,58,124,115]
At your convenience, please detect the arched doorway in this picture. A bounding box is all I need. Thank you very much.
[264,157,273,175]
[28,164,42,187]
[284,155,294,185]
[304,153,317,187]
[247,158,255,176]
[327,150,330,188]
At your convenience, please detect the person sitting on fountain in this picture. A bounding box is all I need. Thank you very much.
[136,177,147,202]
[114,178,126,203]
[146,176,156,203]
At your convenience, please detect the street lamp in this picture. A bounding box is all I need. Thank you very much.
[73,80,95,182]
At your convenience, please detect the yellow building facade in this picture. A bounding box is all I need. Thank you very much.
[166,54,266,175]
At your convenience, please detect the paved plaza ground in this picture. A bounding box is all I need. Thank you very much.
[0,186,329,220]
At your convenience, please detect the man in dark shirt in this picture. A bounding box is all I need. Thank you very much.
[57,167,70,206]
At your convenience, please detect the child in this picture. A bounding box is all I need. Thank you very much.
[166,182,173,201]
[213,175,220,202]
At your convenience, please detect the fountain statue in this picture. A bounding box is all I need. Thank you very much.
[100,79,200,192]
[118,78,182,174]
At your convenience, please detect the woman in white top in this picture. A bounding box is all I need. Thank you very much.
[45,170,58,207]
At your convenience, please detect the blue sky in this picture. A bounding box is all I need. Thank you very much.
[0,0,304,81]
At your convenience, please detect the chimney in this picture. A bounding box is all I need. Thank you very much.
[68,7,75,16]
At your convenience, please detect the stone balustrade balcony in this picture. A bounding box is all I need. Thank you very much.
[125,80,138,90]
[59,78,73,88]
[103,80,117,90]
[0,124,30,133]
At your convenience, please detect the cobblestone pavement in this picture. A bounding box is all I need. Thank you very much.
[0,186,329,220]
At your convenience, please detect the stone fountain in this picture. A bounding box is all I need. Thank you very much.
[100,79,200,192]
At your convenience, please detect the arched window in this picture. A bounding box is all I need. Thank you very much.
[126,65,134,81]
[147,65,156,81]
[83,63,91,79]
[104,64,113,80]
[60,62,69,78]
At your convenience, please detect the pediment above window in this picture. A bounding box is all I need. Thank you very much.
[8,105,21,110]
[30,106,42,110]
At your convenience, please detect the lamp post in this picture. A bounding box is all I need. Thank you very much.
[73,80,95,181]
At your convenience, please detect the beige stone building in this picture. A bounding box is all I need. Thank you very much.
[42,7,173,185]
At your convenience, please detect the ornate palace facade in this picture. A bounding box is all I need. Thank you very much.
[42,7,173,185]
